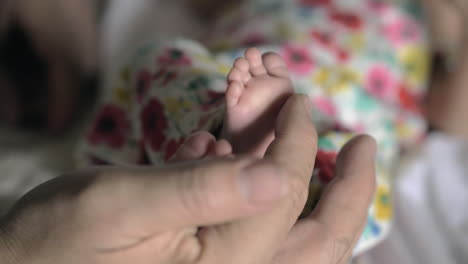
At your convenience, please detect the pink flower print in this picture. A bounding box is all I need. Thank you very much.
[365,65,396,100]
[282,45,314,76]
[352,123,366,133]
[157,48,192,66]
[385,18,422,47]
[314,97,337,117]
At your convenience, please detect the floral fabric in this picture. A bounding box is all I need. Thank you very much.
[77,0,429,255]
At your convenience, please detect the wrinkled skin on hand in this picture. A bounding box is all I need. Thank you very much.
[0,95,377,264]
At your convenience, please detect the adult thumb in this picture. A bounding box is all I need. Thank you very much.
[99,157,289,231]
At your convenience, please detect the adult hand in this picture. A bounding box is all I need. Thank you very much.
[0,95,376,264]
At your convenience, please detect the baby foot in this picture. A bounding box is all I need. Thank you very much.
[171,131,232,162]
[222,48,294,157]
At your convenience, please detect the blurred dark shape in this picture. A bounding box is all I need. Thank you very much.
[0,21,98,131]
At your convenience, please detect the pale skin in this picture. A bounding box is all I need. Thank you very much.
[425,0,468,138]
[0,4,377,264]
[222,48,294,156]
[0,94,377,264]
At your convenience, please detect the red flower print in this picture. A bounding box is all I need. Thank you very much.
[311,31,350,62]
[315,150,338,184]
[398,83,422,114]
[87,104,129,148]
[282,45,315,75]
[311,30,334,47]
[300,0,332,7]
[141,99,168,152]
[164,137,186,161]
[330,11,363,30]
[157,48,192,67]
[136,70,153,102]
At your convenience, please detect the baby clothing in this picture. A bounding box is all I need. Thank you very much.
[78,0,429,255]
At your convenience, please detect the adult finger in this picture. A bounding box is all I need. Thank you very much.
[198,95,318,264]
[272,135,376,264]
[309,135,377,262]
[266,94,318,202]
[87,156,289,232]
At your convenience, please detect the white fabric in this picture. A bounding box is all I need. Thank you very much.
[357,133,468,264]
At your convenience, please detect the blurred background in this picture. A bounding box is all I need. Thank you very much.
[0,0,467,263]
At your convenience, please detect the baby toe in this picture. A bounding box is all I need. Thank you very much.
[263,52,290,78]
[245,47,267,76]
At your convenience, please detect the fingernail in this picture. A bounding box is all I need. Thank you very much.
[238,162,288,206]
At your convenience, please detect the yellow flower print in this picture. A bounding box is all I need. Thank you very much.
[113,87,131,106]
[209,41,235,53]
[120,67,131,84]
[314,68,330,86]
[396,122,413,140]
[276,22,294,40]
[398,45,429,88]
[164,97,193,121]
[313,67,360,94]
[347,33,365,52]
[196,54,214,64]
[375,185,392,221]
[217,63,231,75]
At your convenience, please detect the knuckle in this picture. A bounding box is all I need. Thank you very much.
[176,168,211,219]
[326,235,353,264]
[287,174,310,213]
